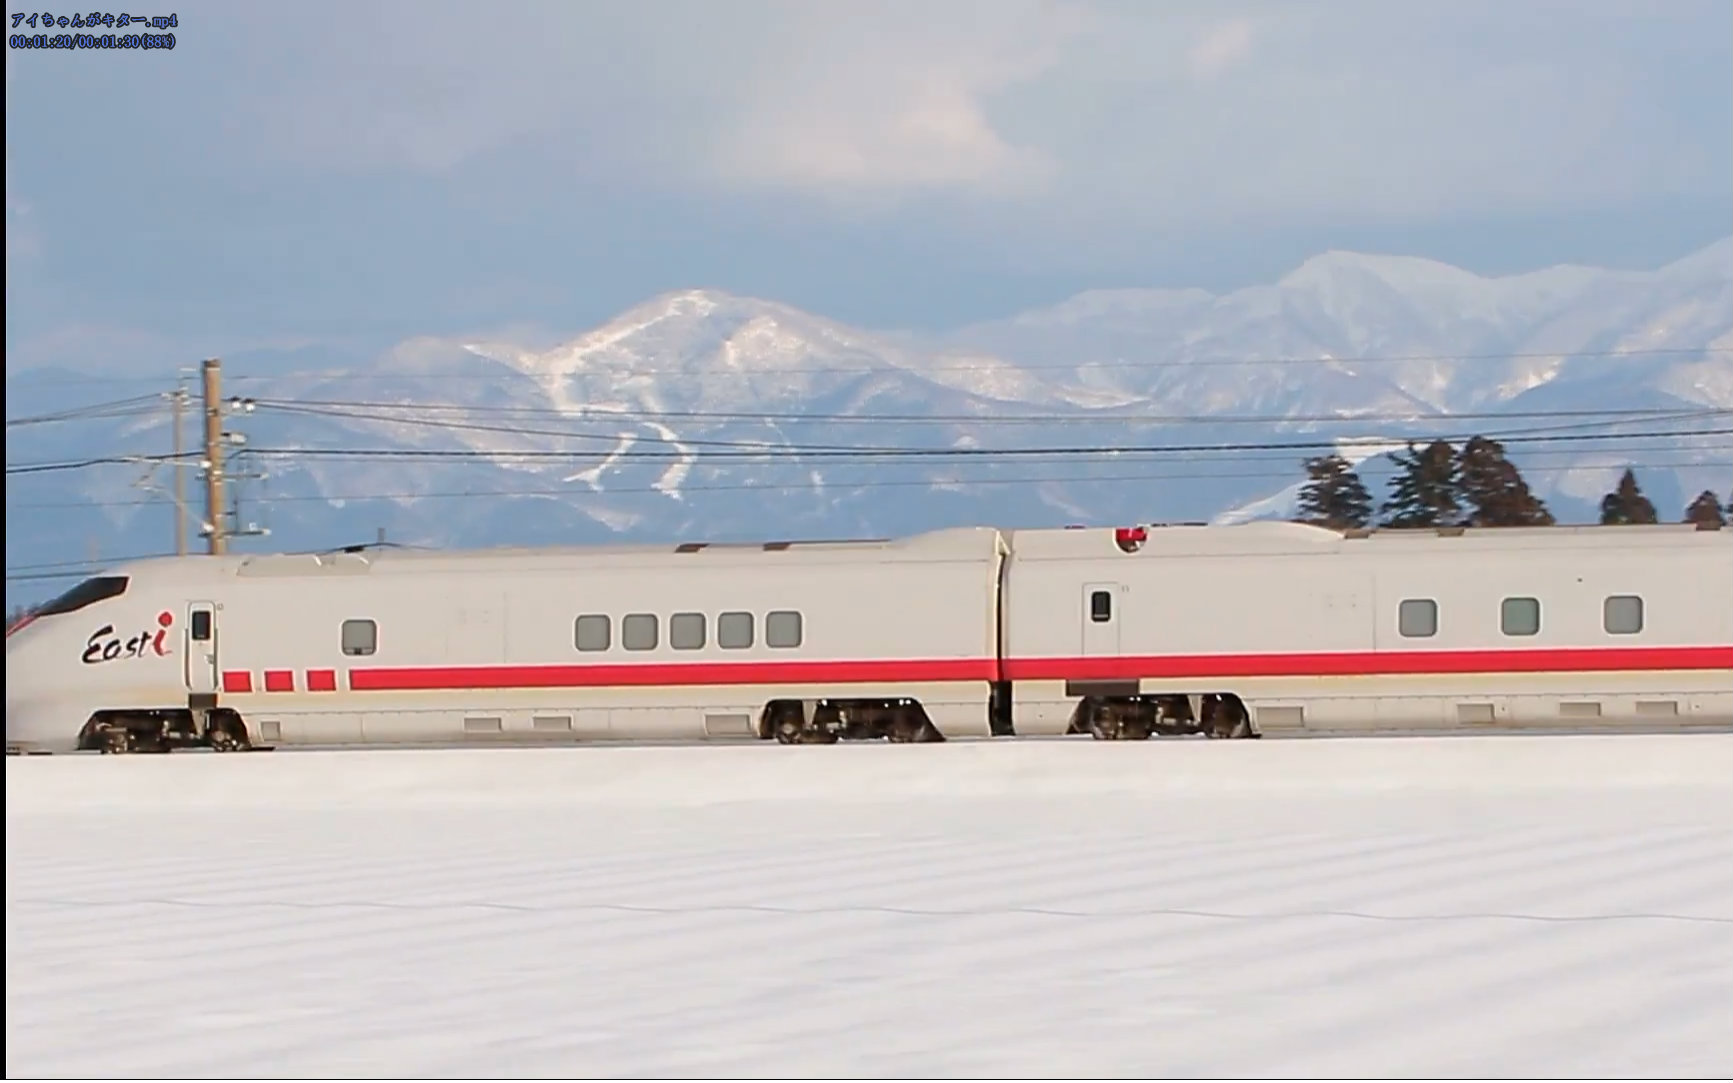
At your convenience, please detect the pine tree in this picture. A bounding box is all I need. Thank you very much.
[1458,435,1554,526]
[1381,439,1463,528]
[1684,489,1727,526]
[1599,468,1658,525]
[1295,453,1373,529]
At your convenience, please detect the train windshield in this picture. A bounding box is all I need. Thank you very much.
[33,575,130,617]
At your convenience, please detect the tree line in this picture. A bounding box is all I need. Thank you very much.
[1296,436,1731,530]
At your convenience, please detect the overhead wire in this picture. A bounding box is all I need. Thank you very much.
[11,451,1730,512]
[194,425,1733,467]
[4,393,170,428]
[241,344,1733,379]
[250,396,1730,445]
[243,397,1730,428]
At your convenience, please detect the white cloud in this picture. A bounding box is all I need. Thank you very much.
[14,0,1729,225]
[1187,17,1258,80]
[696,1,1084,201]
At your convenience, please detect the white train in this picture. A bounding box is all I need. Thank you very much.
[6,521,1731,754]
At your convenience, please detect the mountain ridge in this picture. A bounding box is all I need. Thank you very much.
[6,238,1729,608]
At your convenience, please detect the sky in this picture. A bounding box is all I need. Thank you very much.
[5,0,1731,376]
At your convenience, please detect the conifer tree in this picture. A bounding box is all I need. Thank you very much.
[1380,439,1462,528]
[1458,435,1554,526]
[1295,453,1373,529]
[1684,489,1727,526]
[1599,468,1658,525]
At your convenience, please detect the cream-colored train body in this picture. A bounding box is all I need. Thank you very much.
[1002,521,1733,738]
[5,521,1730,754]
[5,528,1005,753]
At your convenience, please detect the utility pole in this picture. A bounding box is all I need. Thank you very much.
[171,385,188,556]
[201,358,226,555]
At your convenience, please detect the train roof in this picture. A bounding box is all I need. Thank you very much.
[85,520,1726,584]
[100,525,1009,582]
[1005,519,1728,560]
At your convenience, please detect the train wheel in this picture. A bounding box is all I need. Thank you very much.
[208,727,248,752]
[1086,715,1120,740]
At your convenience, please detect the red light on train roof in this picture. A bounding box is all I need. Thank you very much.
[1115,526,1148,553]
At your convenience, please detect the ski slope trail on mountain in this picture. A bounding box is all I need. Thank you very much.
[8,736,1733,1077]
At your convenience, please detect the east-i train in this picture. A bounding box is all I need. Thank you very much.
[6,521,1731,754]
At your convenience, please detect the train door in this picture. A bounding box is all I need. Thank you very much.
[186,601,218,695]
[1082,582,1121,655]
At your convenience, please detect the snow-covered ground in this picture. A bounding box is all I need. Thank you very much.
[8,736,1733,1078]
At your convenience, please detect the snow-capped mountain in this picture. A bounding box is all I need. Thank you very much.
[7,238,1730,607]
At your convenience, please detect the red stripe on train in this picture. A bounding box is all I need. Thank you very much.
[347,658,1000,691]
[263,669,295,693]
[217,646,1732,695]
[1002,645,1733,681]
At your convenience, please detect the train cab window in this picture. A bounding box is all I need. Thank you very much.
[575,614,611,652]
[1500,597,1540,637]
[766,610,803,649]
[1398,598,1437,638]
[190,610,212,642]
[341,619,377,656]
[622,613,658,651]
[34,575,128,616]
[670,612,706,650]
[1604,595,1644,635]
[1089,590,1112,623]
[717,611,754,649]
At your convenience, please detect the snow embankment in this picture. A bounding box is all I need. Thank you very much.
[9,733,1732,812]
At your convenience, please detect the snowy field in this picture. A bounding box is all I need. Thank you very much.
[8,735,1733,1078]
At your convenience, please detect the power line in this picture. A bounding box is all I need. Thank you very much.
[3,393,168,428]
[250,344,1733,379]
[11,453,1728,512]
[9,426,1727,477]
[203,426,1733,467]
[253,399,1730,455]
[4,452,202,476]
[248,396,1733,428]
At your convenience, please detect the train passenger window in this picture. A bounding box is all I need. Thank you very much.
[671,612,706,650]
[1501,597,1540,637]
[766,610,802,649]
[1089,590,1112,623]
[574,614,610,652]
[1398,599,1437,638]
[622,613,658,651]
[1604,595,1644,635]
[717,611,754,649]
[341,619,377,656]
[190,610,212,642]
